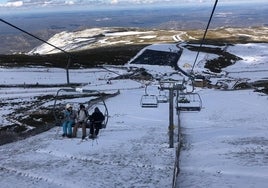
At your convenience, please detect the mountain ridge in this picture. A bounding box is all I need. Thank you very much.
[1,26,267,55]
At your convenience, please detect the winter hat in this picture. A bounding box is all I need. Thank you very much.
[66,103,72,109]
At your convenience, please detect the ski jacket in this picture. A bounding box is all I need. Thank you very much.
[90,111,105,125]
[64,109,76,122]
[77,109,88,123]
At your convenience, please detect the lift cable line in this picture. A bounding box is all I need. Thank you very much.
[0,18,72,85]
[191,0,219,74]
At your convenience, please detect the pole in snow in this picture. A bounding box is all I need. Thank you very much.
[169,88,174,148]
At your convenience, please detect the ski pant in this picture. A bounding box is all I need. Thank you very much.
[62,120,74,136]
[73,122,87,138]
[89,123,102,136]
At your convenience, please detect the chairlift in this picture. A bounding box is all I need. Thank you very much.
[157,90,168,103]
[176,92,202,112]
[140,84,158,108]
[140,95,158,108]
[53,88,109,129]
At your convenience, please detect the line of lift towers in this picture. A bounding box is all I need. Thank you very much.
[140,79,202,148]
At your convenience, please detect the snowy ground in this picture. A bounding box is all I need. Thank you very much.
[0,85,175,188]
[178,89,268,188]
[0,42,268,187]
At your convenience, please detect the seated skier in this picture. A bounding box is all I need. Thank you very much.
[88,107,105,139]
[73,104,88,140]
[62,103,76,138]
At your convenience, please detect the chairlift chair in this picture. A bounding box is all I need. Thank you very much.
[176,92,202,112]
[140,94,158,108]
[157,90,168,103]
[53,88,109,129]
[140,84,158,108]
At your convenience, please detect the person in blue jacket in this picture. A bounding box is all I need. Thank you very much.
[62,103,76,138]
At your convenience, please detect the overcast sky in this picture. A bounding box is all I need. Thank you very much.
[0,0,266,13]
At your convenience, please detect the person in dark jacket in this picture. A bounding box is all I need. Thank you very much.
[89,107,105,139]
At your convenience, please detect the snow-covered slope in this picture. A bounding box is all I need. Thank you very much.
[0,66,267,188]
[27,27,268,55]
[0,42,267,188]
[28,28,157,55]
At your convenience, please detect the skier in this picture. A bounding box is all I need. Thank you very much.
[73,104,88,140]
[62,103,76,138]
[88,107,105,139]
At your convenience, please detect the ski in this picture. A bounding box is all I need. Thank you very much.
[77,138,88,144]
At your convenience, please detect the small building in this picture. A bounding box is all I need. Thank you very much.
[193,78,207,88]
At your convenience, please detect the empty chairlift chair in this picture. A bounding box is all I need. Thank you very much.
[140,94,158,108]
[176,92,202,112]
[157,90,168,103]
[140,84,158,108]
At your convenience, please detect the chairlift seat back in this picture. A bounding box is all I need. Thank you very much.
[140,95,158,108]
[157,94,168,103]
[177,93,202,112]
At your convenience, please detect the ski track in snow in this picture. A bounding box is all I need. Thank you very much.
[0,166,68,188]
